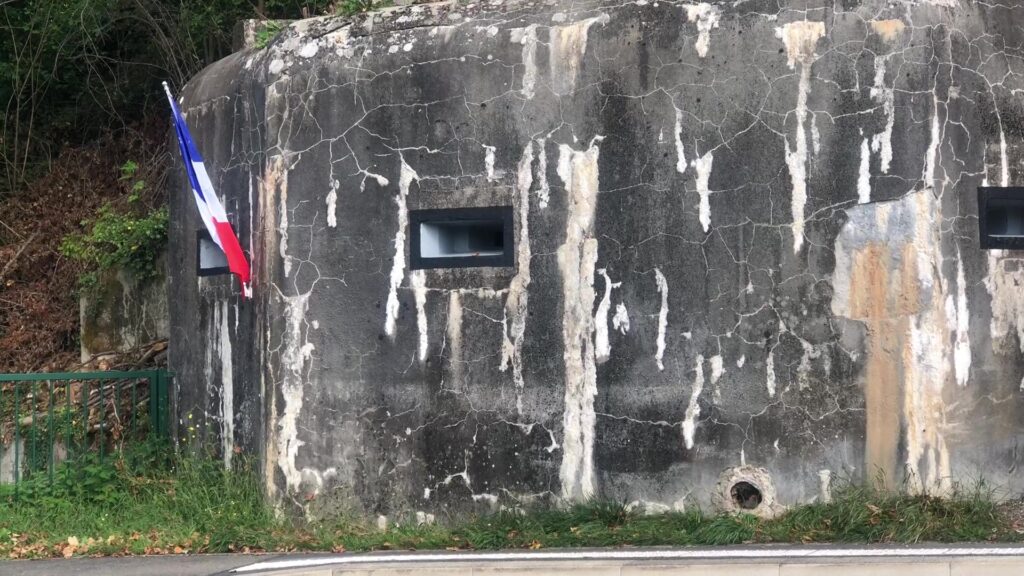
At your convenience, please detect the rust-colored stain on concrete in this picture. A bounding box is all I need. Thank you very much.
[849,243,905,489]
[870,20,906,43]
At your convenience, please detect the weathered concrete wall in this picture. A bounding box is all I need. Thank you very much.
[169,0,1024,518]
[80,258,169,362]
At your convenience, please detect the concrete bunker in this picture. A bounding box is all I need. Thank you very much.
[167,0,1024,519]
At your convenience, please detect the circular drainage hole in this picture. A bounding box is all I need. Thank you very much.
[730,481,763,510]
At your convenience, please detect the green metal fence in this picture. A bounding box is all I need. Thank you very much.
[0,370,170,489]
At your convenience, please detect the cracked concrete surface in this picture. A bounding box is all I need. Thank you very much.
[168,0,1024,518]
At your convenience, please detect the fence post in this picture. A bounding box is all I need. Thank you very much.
[148,370,169,438]
[162,372,172,437]
[148,371,158,438]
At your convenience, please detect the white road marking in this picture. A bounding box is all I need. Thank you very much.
[233,547,1024,572]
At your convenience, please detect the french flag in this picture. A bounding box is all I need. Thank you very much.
[163,82,252,297]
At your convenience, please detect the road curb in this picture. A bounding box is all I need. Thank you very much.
[230,546,1024,575]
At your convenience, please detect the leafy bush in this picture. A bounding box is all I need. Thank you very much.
[59,204,169,290]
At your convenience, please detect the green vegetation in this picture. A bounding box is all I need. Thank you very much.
[337,0,393,17]
[254,21,287,50]
[0,445,1020,559]
[59,204,169,291]
[0,0,336,199]
[57,157,167,291]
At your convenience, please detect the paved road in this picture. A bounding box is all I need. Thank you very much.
[0,553,265,576]
[4,546,1024,575]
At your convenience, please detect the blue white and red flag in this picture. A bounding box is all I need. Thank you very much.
[163,82,252,297]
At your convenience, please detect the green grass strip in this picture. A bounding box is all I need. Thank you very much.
[0,444,1019,559]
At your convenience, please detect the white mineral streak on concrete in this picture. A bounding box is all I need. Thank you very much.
[682,355,705,450]
[797,338,814,389]
[550,14,609,95]
[247,176,254,271]
[203,309,215,412]
[532,138,550,210]
[448,291,463,386]
[858,134,871,204]
[923,95,941,190]
[776,21,825,254]
[810,114,821,156]
[766,347,776,397]
[471,493,498,509]
[710,352,725,403]
[326,181,338,228]
[612,303,630,334]
[950,254,971,387]
[219,301,234,468]
[278,165,292,277]
[443,453,471,489]
[684,3,720,58]
[1000,128,1010,187]
[556,138,602,502]
[484,145,498,182]
[654,268,669,371]
[594,269,620,364]
[511,24,538,99]
[359,170,389,193]
[501,143,534,413]
[674,107,687,174]
[692,150,714,232]
[384,158,418,337]
[819,469,832,503]
[411,270,428,362]
[869,54,896,174]
[709,354,724,385]
[869,20,903,175]
[278,291,313,491]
